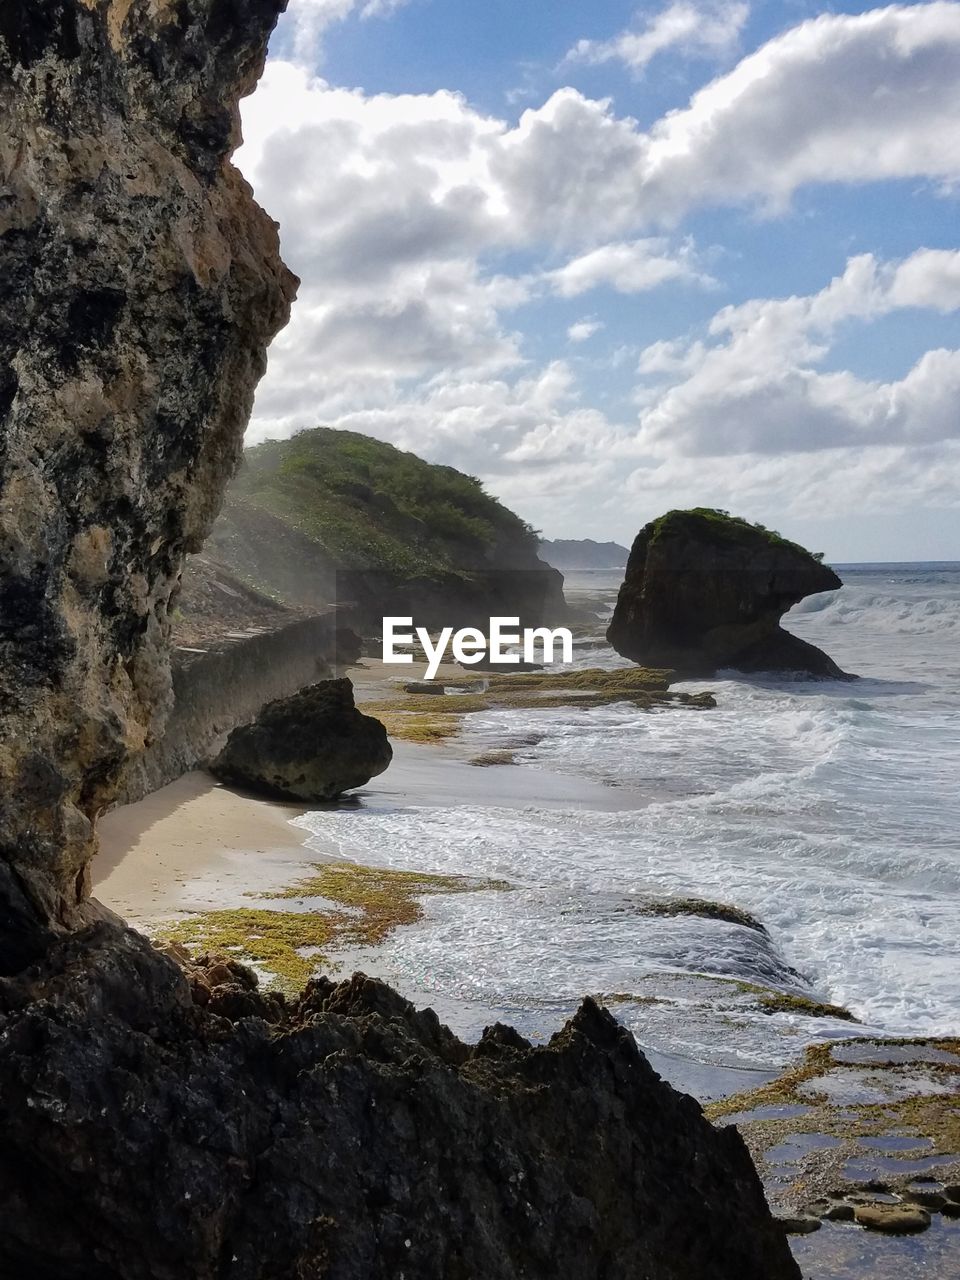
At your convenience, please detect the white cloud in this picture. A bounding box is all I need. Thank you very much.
[279,0,413,66]
[548,238,712,297]
[635,250,960,456]
[567,318,605,343]
[639,3,960,218]
[565,1,749,75]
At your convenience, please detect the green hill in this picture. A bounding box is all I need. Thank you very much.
[229,429,540,577]
[187,429,566,632]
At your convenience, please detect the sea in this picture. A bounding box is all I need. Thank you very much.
[294,563,960,1096]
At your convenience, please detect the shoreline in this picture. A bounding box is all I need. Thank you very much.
[94,676,960,1256]
[94,751,783,1105]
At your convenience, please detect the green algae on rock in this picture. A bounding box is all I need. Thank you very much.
[708,1037,960,1226]
[362,665,716,744]
[636,897,768,934]
[159,861,509,994]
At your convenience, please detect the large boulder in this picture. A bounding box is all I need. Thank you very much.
[210,678,392,800]
[0,923,802,1280]
[608,509,848,678]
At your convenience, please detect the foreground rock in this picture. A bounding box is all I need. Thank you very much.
[210,678,392,800]
[607,509,848,678]
[0,0,295,967]
[0,924,801,1280]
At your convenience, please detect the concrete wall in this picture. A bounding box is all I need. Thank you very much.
[117,613,340,804]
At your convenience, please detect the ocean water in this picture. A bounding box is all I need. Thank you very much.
[296,564,960,1081]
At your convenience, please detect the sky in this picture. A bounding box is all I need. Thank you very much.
[237,0,960,561]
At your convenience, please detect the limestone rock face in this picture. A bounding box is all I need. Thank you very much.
[607,510,848,678]
[0,924,801,1280]
[0,0,295,967]
[210,678,393,800]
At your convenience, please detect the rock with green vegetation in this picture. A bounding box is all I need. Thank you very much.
[607,509,849,678]
[201,427,568,630]
[210,678,391,800]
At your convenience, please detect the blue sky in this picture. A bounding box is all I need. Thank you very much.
[239,1,960,560]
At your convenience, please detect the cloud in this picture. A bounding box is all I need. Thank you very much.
[498,4,960,234]
[635,250,960,455]
[567,318,605,343]
[277,0,414,66]
[565,1,749,75]
[639,2,960,218]
[548,238,712,297]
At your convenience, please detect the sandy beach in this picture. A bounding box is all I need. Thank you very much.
[94,652,644,926]
[95,772,316,922]
[94,733,639,928]
[93,656,456,920]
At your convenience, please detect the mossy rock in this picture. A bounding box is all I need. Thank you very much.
[608,508,848,678]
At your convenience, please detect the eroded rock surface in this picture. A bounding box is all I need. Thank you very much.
[210,677,392,800]
[0,926,801,1280]
[0,0,295,965]
[608,509,847,678]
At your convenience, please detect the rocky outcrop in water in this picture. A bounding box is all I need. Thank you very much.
[210,677,392,800]
[607,509,848,678]
[0,926,801,1280]
[0,0,295,968]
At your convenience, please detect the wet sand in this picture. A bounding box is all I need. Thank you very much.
[95,652,653,922]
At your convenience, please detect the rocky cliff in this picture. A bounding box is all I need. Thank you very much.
[0,933,800,1280]
[608,509,847,678]
[0,8,800,1277]
[0,0,295,967]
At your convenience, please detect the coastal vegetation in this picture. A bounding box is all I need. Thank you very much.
[644,508,824,561]
[195,426,567,631]
[228,427,539,577]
